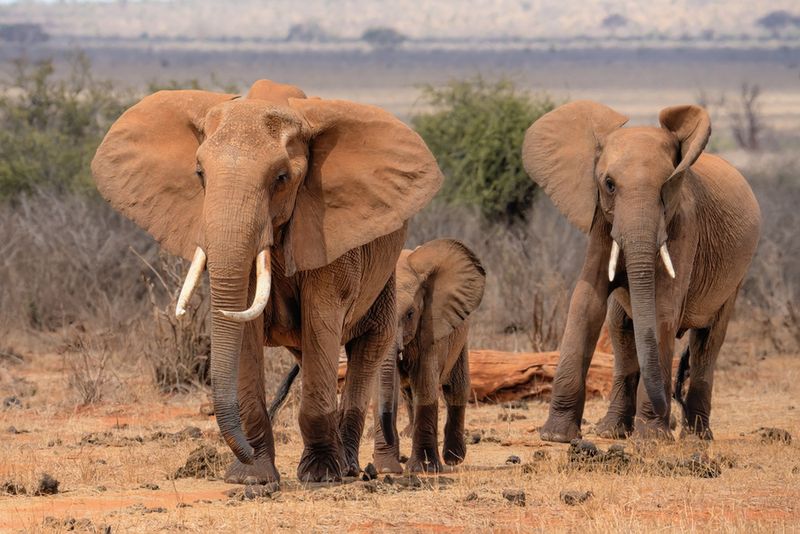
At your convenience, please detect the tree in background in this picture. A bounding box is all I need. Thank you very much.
[412,78,556,224]
[0,54,130,199]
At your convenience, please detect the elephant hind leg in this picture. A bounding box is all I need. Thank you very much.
[442,343,469,466]
[595,298,639,439]
[681,291,738,440]
[225,316,280,485]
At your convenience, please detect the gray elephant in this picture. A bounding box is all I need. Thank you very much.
[92,79,443,483]
[522,101,760,441]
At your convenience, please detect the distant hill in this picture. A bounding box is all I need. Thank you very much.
[0,0,799,45]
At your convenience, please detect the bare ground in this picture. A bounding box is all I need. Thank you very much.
[0,344,798,533]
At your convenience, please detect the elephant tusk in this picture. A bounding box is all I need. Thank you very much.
[608,240,620,282]
[175,247,206,318]
[659,243,676,279]
[219,249,272,322]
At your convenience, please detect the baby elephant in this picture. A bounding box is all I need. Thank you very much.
[373,239,485,474]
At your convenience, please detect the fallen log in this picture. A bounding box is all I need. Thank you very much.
[336,350,616,404]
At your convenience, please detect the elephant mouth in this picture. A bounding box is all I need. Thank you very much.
[607,239,676,282]
[174,246,273,322]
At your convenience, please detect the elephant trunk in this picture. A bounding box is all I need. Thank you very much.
[377,344,399,447]
[207,266,255,464]
[625,238,668,417]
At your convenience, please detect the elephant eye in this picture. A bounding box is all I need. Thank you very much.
[276,171,289,184]
[195,163,205,188]
[604,177,616,194]
[405,309,414,320]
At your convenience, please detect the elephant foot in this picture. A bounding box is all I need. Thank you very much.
[680,419,714,441]
[442,438,466,466]
[298,411,345,482]
[595,412,633,440]
[406,447,448,473]
[297,446,344,482]
[339,407,365,477]
[373,450,404,474]
[224,456,280,485]
[539,413,581,443]
[631,416,673,441]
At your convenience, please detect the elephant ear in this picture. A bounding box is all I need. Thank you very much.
[284,98,444,274]
[522,100,628,233]
[92,90,236,260]
[659,104,711,178]
[408,239,486,343]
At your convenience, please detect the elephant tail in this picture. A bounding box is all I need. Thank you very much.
[268,363,301,422]
[673,346,690,411]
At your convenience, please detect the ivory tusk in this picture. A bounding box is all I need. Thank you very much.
[219,249,272,322]
[608,240,620,282]
[175,247,206,318]
[660,243,676,279]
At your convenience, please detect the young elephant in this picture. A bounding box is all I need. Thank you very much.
[92,80,443,483]
[373,239,486,474]
[522,101,760,442]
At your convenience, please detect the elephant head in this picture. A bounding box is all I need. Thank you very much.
[92,80,443,464]
[522,101,710,416]
[377,239,486,439]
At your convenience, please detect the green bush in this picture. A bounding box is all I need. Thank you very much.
[0,54,131,199]
[412,78,557,223]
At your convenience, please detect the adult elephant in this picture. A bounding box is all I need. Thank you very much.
[92,79,443,483]
[522,101,760,442]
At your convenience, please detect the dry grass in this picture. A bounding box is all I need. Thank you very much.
[0,348,797,532]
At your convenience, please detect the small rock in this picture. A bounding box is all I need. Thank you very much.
[383,475,395,485]
[757,427,792,444]
[176,502,192,508]
[145,506,167,514]
[505,455,521,465]
[464,491,478,502]
[173,445,231,479]
[791,466,799,475]
[47,439,62,447]
[34,473,59,495]
[568,439,599,461]
[502,488,526,506]
[361,462,378,481]
[199,403,215,416]
[1,480,26,495]
[96,485,107,492]
[469,432,482,444]
[226,483,280,501]
[531,450,550,461]
[2,396,22,409]
[139,482,159,490]
[7,426,29,434]
[561,490,593,505]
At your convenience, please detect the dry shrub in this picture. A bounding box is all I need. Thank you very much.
[64,334,112,405]
[137,253,211,393]
[0,191,157,333]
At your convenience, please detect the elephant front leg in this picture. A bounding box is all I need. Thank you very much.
[442,345,469,466]
[224,317,280,485]
[340,276,397,476]
[681,293,737,439]
[541,246,611,442]
[595,298,638,439]
[405,345,445,473]
[296,303,346,482]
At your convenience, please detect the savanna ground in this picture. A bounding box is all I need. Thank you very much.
[0,338,798,532]
[1,44,800,532]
